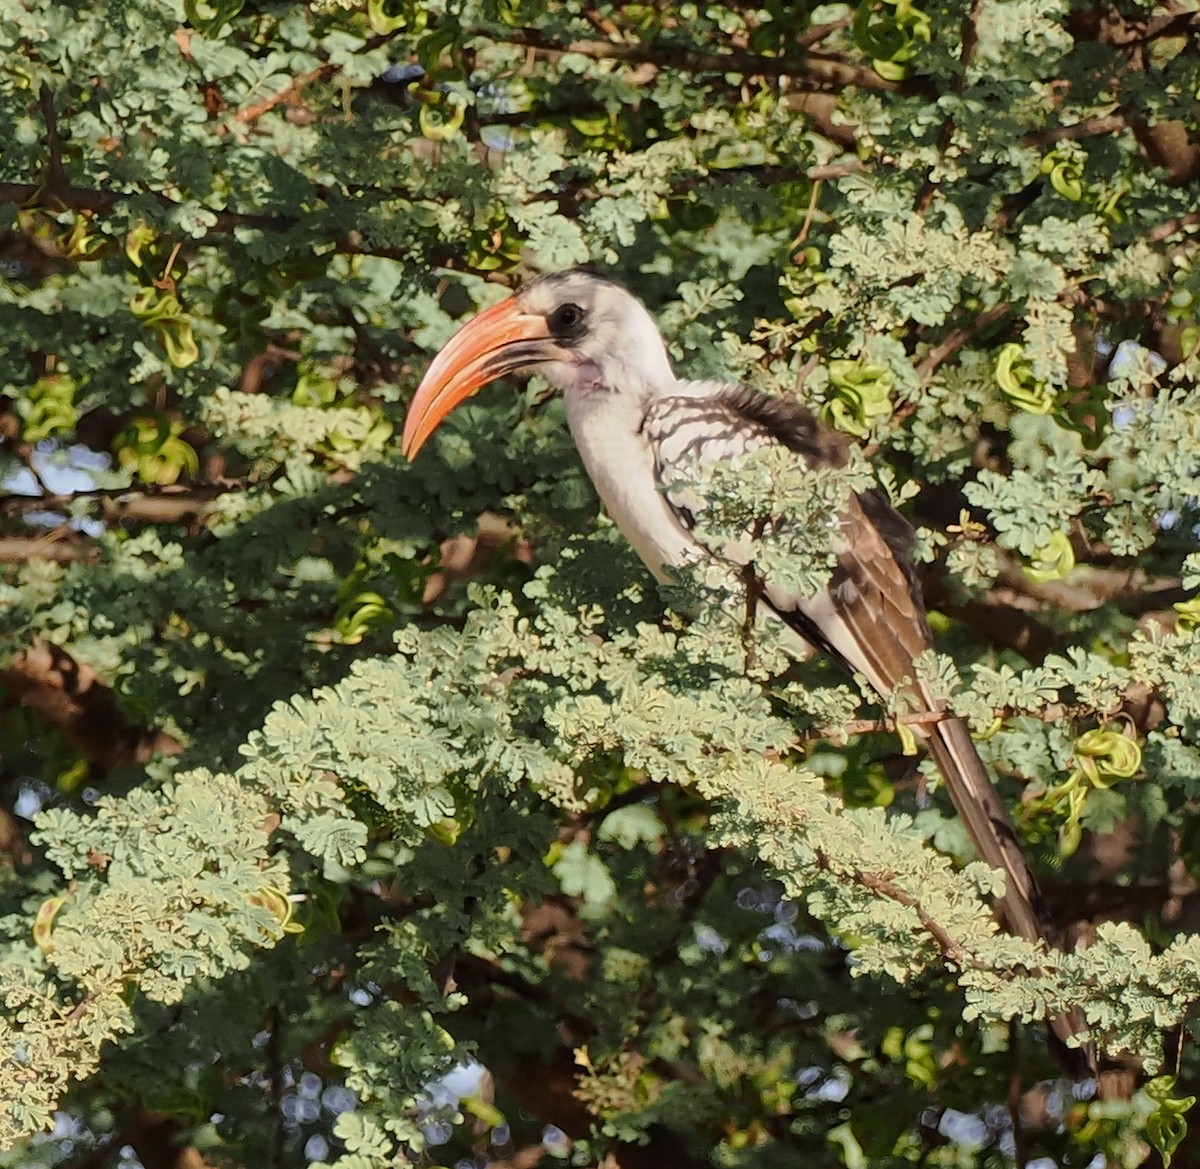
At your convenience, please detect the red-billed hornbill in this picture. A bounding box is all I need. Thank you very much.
[402,270,1091,1071]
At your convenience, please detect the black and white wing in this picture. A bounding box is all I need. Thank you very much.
[642,384,1049,945]
[642,381,1093,1071]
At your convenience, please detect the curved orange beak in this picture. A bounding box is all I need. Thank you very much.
[401,297,563,460]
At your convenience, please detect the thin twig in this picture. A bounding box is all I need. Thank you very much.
[792,351,821,395]
[154,240,183,292]
[235,64,337,124]
[914,301,1012,382]
[805,160,866,181]
[802,695,1133,742]
[852,867,971,966]
[39,84,67,192]
[913,0,981,213]
[478,27,902,91]
[795,178,822,248]
[0,181,282,234]
[1029,112,1127,146]
[794,16,853,49]
[802,708,953,741]
[741,519,768,673]
[1008,1020,1029,1169]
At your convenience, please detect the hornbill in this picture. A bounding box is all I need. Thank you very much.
[402,269,1092,1074]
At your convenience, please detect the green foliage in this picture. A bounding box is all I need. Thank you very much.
[2,1,1200,1167]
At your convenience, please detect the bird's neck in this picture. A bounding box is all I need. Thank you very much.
[588,302,676,403]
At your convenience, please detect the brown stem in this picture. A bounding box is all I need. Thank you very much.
[39,83,67,191]
[478,27,903,91]
[913,0,981,214]
[1029,112,1127,146]
[0,536,100,564]
[915,301,1013,382]
[802,708,954,740]
[794,16,853,49]
[852,865,971,966]
[1146,209,1200,243]
[236,64,337,124]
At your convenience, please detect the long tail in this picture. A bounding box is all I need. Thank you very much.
[928,716,1096,1077]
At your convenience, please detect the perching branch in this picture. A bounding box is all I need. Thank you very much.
[0,536,99,564]
[913,0,982,214]
[38,84,67,191]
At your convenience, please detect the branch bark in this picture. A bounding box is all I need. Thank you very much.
[476,27,902,92]
[0,639,184,773]
[0,536,99,564]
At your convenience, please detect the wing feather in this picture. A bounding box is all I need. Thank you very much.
[642,382,1094,1074]
[643,385,928,698]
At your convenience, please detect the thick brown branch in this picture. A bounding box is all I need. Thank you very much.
[0,536,99,564]
[0,639,184,773]
[806,160,867,181]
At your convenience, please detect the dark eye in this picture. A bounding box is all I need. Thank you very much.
[549,302,586,339]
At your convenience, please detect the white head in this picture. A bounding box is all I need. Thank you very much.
[401,270,676,458]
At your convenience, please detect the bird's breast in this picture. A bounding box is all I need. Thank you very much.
[563,389,696,580]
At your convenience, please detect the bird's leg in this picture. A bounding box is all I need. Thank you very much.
[741,564,762,673]
[741,518,768,674]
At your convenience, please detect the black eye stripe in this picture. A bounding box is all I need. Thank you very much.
[548,302,587,341]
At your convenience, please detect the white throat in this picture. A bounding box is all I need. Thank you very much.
[558,333,691,580]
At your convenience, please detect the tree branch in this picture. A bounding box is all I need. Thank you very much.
[0,639,184,773]
[0,182,283,234]
[915,301,1013,382]
[476,27,902,92]
[1146,209,1200,243]
[0,536,99,564]
[913,0,982,214]
[235,64,337,124]
[38,83,67,191]
[853,867,971,966]
[1030,112,1127,146]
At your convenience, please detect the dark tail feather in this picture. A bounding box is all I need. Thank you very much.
[927,716,1097,1078]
